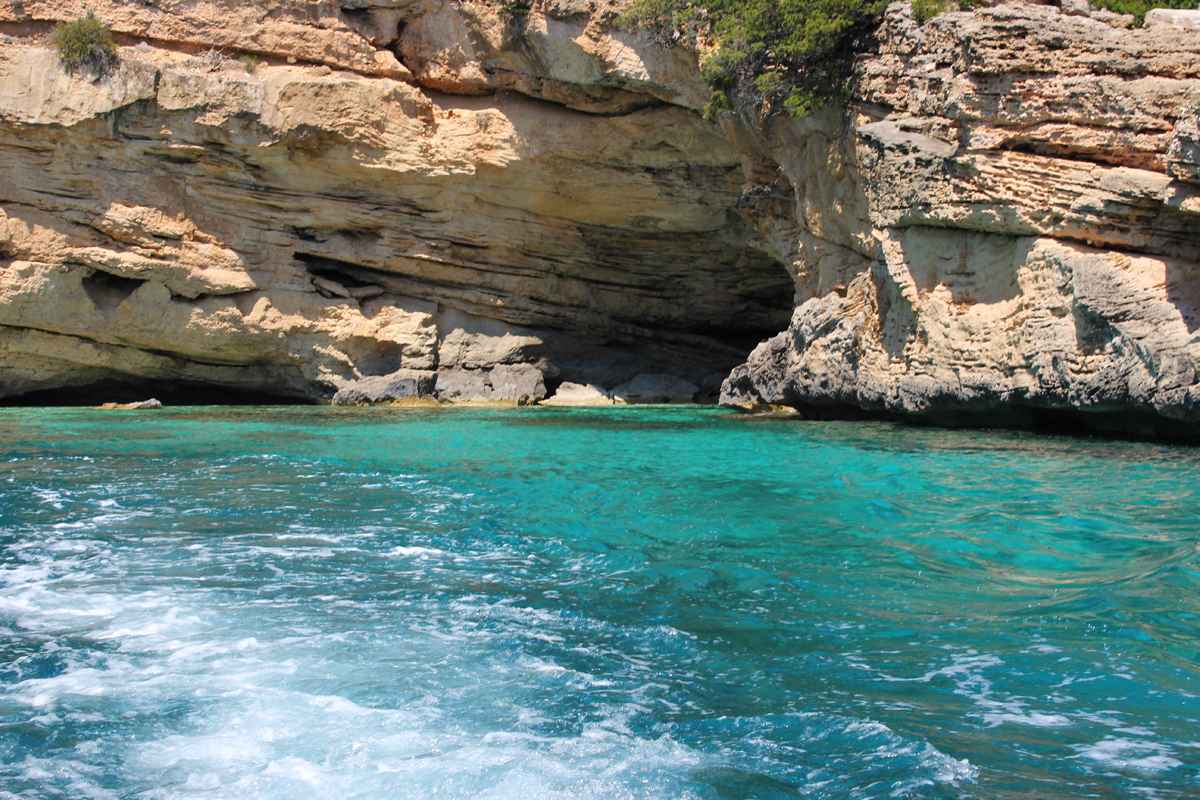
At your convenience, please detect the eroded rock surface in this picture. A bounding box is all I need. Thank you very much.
[0,0,1198,436]
[722,3,1200,438]
[0,0,791,404]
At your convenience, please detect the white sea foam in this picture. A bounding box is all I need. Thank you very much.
[12,756,117,800]
[840,716,979,790]
[4,447,1192,800]
[1075,738,1183,774]
[852,648,1080,730]
[388,546,451,559]
[0,526,717,800]
[981,707,1073,728]
[126,680,716,800]
[33,488,65,509]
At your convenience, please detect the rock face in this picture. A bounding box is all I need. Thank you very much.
[331,369,436,405]
[0,0,789,405]
[721,3,1200,439]
[0,0,1198,437]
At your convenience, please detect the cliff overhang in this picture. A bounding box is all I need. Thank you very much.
[0,0,1198,439]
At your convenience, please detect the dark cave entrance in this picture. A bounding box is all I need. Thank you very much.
[0,379,316,407]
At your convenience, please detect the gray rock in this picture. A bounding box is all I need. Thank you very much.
[1167,116,1200,183]
[1059,0,1134,28]
[434,364,547,404]
[346,284,385,300]
[311,276,352,299]
[487,364,547,404]
[610,373,699,404]
[332,369,435,405]
[434,368,492,401]
[720,230,1200,438]
[2,1,1199,440]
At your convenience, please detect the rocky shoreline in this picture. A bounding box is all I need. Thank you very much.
[717,4,1200,441]
[1,0,1198,438]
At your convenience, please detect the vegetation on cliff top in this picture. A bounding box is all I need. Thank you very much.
[621,0,892,118]
[622,0,1199,119]
[52,11,117,78]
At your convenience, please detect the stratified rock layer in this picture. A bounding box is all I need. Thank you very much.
[721,3,1200,438]
[1,0,1198,438]
[0,0,791,404]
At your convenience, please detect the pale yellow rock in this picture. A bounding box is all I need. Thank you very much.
[0,10,788,402]
[0,49,158,126]
[0,0,1198,435]
[540,382,615,406]
[723,2,1200,436]
[0,0,414,79]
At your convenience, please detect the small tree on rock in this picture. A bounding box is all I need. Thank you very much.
[53,11,118,78]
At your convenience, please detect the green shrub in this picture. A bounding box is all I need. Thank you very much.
[621,0,1198,120]
[53,11,117,78]
[911,0,976,24]
[501,0,533,16]
[622,0,887,119]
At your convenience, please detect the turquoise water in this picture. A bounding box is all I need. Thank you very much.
[0,407,1198,799]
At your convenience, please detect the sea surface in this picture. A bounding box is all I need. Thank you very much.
[0,406,1197,799]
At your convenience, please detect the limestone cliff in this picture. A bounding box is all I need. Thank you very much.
[0,0,789,405]
[0,0,1197,437]
[721,3,1200,440]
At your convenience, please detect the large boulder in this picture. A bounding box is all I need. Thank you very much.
[487,364,548,404]
[331,370,435,405]
[434,364,547,404]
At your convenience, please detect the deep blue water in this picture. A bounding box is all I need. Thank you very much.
[0,406,1198,799]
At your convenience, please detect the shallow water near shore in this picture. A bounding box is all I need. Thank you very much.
[0,405,1198,799]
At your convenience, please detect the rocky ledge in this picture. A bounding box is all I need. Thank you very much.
[0,0,1197,438]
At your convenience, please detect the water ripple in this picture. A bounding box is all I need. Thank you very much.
[0,406,1197,799]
